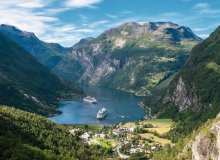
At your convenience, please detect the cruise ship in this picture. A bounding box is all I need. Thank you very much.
[83,96,97,104]
[97,107,107,119]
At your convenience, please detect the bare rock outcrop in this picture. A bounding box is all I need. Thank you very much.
[191,121,220,160]
[171,77,199,111]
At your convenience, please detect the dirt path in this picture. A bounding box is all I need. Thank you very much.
[139,102,153,119]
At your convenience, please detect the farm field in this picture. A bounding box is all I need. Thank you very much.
[123,119,174,145]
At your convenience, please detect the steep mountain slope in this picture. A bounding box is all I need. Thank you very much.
[0,24,69,69]
[152,113,220,160]
[53,22,201,95]
[0,32,83,116]
[145,26,220,141]
[0,106,107,160]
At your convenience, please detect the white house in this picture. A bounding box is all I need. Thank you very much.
[69,128,80,135]
[128,126,137,132]
[81,132,90,141]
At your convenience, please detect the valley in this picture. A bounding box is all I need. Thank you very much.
[0,22,201,96]
[49,85,145,124]
[0,0,220,159]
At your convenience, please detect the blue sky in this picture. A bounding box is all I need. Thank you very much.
[0,0,220,47]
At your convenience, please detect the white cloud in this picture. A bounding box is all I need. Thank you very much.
[193,27,209,32]
[105,14,118,19]
[88,20,110,28]
[194,3,209,9]
[75,29,95,33]
[65,0,103,8]
[193,3,220,15]
[0,0,99,46]
[197,34,209,39]
[0,7,57,36]
[17,1,46,8]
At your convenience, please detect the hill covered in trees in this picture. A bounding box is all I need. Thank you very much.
[0,106,108,160]
[144,26,220,142]
[0,32,83,116]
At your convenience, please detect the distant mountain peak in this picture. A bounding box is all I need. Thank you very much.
[73,37,95,48]
[143,21,179,29]
[0,24,69,68]
[0,24,36,38]
[119,21,179,29]
[98,21,202,43]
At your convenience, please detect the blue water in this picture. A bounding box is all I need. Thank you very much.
[49,85,146,124]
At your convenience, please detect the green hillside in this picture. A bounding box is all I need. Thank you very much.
[0,24,69,69]
[152,114,220,160]
[144,26,220,142]
[0,106,107,160]
[0,32,83,116]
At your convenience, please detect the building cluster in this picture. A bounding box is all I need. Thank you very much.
[112,126,137,136]
[69,123,163,159]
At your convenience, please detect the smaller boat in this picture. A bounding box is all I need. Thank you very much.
[97,107,107,119]
[83,96,97,104]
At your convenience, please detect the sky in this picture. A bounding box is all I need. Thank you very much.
[0,0,220,47]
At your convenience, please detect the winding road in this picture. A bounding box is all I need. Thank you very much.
[116,143,130,159]
[139,102,153,119]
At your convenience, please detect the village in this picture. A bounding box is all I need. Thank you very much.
[68,119,174,159]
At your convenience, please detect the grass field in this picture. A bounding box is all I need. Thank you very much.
[142,119,174,127]
[123,119,173,145]
[123,119,173,129]
[95,138,112,150]
[146,128,171,135]
[207,61,220,73]
[140,133,171,145]
[142,119,174,135]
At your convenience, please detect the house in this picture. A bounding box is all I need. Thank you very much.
[130,148,143,154]
[151,146,157,152]
[94,134,105,139]
[128,126,137,132]
[69,128,80,135]
[81,132,90,141]
[113,128,128,136]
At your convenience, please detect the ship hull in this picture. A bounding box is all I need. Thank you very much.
[97,113,107,119]
[83,99,97,104]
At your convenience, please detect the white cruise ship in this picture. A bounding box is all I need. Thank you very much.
[97,107,107,119]
[83,96,97,104]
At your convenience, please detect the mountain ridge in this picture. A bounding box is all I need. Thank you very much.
[143,25,220,142]
[0,22,202,96]
[0,24,69,69]
[0,32,83,116]
[53,21,201,95]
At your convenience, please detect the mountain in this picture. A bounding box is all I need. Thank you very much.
[0,106,107,160]
[0,32,83,116]
[0,24,69,69]
[152,112,220,160]
[53,22,202,95]
[73,37,95,48]
[145,26,220,141]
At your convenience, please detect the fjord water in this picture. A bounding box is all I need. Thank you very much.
[49,85,146,124]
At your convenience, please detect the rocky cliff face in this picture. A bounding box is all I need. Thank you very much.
[164,77,200,111]
[190,115,220,160]
[178,114,220,160]
[161,26,220,115]
[191,123,220,160]
[53,22,201,95]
